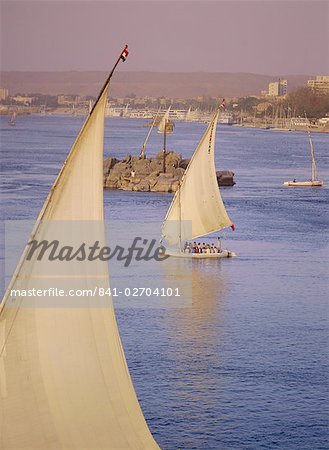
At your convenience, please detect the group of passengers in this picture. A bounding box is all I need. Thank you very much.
[184,240,221,254]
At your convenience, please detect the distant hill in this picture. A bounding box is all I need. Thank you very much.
[0,71,310,98]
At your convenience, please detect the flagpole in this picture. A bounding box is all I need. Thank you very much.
[48,44,129,199]
[89,44,129,116]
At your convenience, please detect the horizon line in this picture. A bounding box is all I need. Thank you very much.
[0,69,317,77]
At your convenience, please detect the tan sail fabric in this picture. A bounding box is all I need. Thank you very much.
[157,106,171,133]
[0,85,160,449]
[162,109,232,248]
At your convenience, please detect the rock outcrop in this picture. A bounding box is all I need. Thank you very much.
[104,151,235,192]
[216,170,236,186]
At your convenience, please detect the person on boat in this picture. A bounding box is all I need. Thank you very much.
[211,244,216,254]
[185,243,191,253]
[194,244,199,254]
[206,244,211,254]
[293,178,296,182]
[217,237,221,253]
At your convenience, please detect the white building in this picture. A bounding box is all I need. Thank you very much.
[0,88,9,100]
[268,79,287,97]
[307,75,329,95]
[12,95,35,105]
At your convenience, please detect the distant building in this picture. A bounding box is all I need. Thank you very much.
[134,98,147,105]
[12,95,35,105]
[290,117,310,128]
[268,79,287,97]
[57,95,79,105]
[0,88,9,100]
[307,75,329,95]
[219,113,234,125]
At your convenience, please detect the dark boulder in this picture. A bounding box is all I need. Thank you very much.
[217,170,235,186]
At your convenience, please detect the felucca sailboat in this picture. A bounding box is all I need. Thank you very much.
[161,102,236,258]
[8,111,16,126]
[284,117,323,187]
[158,105,174,134]
[0,46,160,450]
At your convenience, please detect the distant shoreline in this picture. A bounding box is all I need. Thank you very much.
[1,110,328,133]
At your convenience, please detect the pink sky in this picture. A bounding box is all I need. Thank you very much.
[1,1,328,74]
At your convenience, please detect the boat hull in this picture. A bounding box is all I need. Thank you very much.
[283,180,323,187]
[166,249,237,258]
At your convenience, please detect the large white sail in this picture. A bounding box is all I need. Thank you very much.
[0,50,160,449]
[157,105,171,133]
[162,108,232,248]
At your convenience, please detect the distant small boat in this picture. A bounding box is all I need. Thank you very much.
[283,180,323,187]
[157,106,174,134]
[284,117,323,187]
[8,111,16,126]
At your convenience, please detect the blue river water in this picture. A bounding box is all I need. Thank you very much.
[0,115,328,449]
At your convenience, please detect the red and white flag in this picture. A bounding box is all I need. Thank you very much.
[120,45,129,62]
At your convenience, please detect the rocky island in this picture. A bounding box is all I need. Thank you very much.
[103,151,235,192]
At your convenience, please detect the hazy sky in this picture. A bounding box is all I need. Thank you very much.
[1,1,328,74]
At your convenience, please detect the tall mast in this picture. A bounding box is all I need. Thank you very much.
[308,126,317,181]
[89,45,128,117]
[305,113,317,181]
[178,181,182,251]
[163,118,167,173]
[264,108,267,128]
[139,107,160,159]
